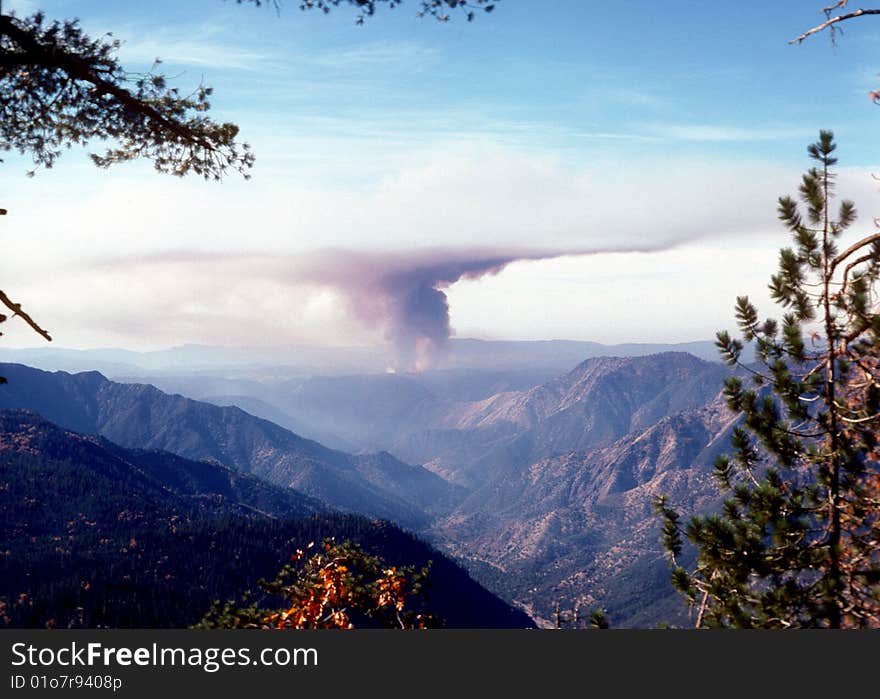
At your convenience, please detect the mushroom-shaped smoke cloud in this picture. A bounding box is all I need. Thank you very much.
[298,247,625,371]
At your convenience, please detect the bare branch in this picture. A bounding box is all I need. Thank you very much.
[0,290,51,342]
[839,252,875,299]
[790,7,880,44]
[830,233,880,274]
[839,412,880,424]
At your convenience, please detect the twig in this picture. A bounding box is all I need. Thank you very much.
[695,589,709,628]
[822,1,848,12]
[839,252,876,299]
[0,290,52,341]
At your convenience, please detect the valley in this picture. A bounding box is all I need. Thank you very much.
[0,342,740,627]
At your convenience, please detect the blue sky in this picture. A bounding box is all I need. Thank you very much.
[3,0,880,353]
[69,0,879,164]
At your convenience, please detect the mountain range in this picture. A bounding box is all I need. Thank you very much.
[0,409,532,628]
[0,338,721,376]
[0,349,741,627]
[0,363,456,528]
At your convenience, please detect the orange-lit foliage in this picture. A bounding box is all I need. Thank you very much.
[196,539,439,629]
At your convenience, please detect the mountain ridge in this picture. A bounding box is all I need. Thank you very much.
[0,409,532,629]
[0,350,742,627]
[0,363,457,527]
[432,397,737,626]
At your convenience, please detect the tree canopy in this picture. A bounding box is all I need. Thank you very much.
[241,0,497,24]
[0,1,498,180]
[0,9,253,181]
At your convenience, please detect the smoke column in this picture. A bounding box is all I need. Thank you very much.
[298,248,599,371]
[98,242,684,370]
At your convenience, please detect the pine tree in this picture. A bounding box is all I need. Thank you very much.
[657,131,880,628]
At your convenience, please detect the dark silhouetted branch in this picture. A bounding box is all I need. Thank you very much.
[0,290,52,341]
[0,16,213,152]
[790,5,880,44]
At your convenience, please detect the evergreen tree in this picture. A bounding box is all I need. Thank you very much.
[657,131,880,628]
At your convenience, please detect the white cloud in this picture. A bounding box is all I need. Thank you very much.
[605,87,668,111]
[114,23,279,72]
[642,123,813,143]
[311,40,441,69]
[446,242,783,344]
[3,138,879,350]
[1,141,799,258]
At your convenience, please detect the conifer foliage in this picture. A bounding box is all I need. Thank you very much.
[657,131,880,628]
[0,9,254,180]
[249,0,498,24]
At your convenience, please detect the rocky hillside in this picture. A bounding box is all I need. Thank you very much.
[393,353,729,487]
[431,397,738,626]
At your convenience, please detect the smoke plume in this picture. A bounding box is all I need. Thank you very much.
[297,247,602,371]
[90,241,684,369]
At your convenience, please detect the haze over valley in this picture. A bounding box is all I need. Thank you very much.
[0,341,742,626]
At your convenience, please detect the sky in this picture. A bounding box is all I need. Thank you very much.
[3,0,880,359]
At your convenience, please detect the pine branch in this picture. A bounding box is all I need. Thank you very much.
[0,16,213,152]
